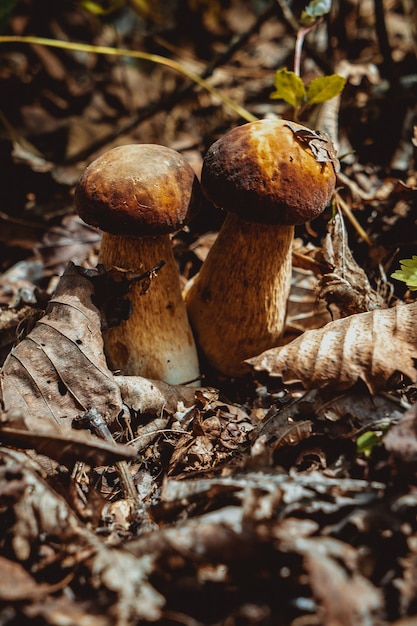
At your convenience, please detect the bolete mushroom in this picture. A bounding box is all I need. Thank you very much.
[185,118,337,377]
[75,143,201,385]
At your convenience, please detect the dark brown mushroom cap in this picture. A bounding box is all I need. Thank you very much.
[75,144,201,237]
[201,119,337,225]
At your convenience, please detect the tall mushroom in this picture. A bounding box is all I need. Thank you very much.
[185,118,337,377]
[75,143,201,385]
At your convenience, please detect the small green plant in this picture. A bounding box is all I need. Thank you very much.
[391,256,417,291]
[271,68,345,118]
[301,0,333,25]
[356,426,389,457]
[270,0,345,119]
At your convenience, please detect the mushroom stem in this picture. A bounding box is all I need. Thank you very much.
[185,119,337,378]
[99,232,199,385]
[185,212,294,377]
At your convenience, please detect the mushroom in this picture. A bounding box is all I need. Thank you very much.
[75,143,201,385]
[185,118,337,377]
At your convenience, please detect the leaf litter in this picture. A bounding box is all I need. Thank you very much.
[1,252,412,624]
[1,0,417,624]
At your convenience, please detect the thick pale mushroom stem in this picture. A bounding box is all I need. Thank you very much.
[100,232,199,385]
[186,213,293,377]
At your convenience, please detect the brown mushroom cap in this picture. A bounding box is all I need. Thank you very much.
[75,144,201,237]
[201,118,337,226]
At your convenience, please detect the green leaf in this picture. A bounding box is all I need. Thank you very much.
[306,74,346,105]
[391,256,417,290]
[301,0,332,25]
[356,430,385,456]
[270,68,306,109]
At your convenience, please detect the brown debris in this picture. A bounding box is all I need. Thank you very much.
[1,0,417,624]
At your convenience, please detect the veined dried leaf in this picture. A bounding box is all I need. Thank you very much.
[286,266,332,334]
[249,303,417,393]
[0,262,123,432]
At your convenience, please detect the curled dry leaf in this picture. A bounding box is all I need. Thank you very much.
[284,121,340,173]
[117,375,197,415]
[249,302,417,393]
[38,214,101,274]
[318,213,386,318]
[285,266,332,335]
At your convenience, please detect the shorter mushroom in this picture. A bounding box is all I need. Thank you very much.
[185,118,337,377]
[75,143,201,385]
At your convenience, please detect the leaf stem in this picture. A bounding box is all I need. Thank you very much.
[293,18,323,77]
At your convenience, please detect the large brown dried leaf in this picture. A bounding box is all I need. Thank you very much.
[249,303,417,393]
[0,263,123,432]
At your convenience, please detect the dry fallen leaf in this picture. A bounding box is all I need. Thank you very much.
[0,261,205,475]
[287,216,385,338]
[284,121,340,173]
[0,262,123,433]
[286,266,332,335]
[0,555,62,602]
[318,213,386,318]
[249,302,417,393]
[38,214,101,274]
[117,375,197,415]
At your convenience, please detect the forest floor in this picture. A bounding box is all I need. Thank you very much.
[1,1,417,625]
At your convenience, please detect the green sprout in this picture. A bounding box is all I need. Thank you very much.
[356,422,390,457]
[270,68,346,115]
[270,0,345,119]
[301,0,332,26]
[391,256,417,291]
